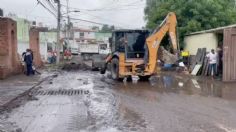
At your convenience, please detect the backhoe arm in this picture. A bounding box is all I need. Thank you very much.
[145,12,177,74]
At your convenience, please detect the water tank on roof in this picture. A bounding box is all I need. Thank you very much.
[32,21,36,26]
[0,8,3,17]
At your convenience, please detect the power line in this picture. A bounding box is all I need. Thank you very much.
[69,16,124,28]
[97,0,144,11]
[85,2,144,11]
[62,0,129,12]
[45,0,57,12]
[61,6,143,12]
[74,11,131,28]
[37,0,57,17]
[69,17,110,25]
[61,0,145,12]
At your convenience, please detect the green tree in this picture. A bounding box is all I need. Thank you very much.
[145,0,236,48]
[100,24,115,32]
[92,26,100,31]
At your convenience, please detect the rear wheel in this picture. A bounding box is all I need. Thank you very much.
[111,58,122,80]
[91,60,99,71]
[139,75,151,81]
[100,63,107,74]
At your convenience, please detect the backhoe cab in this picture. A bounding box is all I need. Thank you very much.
[101,12,178,80]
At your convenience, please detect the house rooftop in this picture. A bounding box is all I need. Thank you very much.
[72,28,94,32]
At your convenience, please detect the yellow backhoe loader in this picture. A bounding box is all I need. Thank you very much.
[101,12,178,80]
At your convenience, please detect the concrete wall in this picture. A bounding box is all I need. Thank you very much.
[184,33,218,55]
[0,18,21,79]
[18,42,29,55]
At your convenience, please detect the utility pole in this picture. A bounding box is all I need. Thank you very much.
[66,0,70,50]
[55,0,61,64]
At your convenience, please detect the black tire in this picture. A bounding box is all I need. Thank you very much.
[91,60,99,71]
[126,75,132,82]
[111,58,122,80]
[100,63,107,74]
[100,67,106,74]
[139,75,151,81]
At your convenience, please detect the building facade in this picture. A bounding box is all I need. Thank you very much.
[73,28,96,44]
[184,24,236,82]
[16,18,30,55]
[39,31,57,61]
[184,33,218,55]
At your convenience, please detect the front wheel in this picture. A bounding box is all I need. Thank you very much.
[111,58,122,80]
[139,75,151,81]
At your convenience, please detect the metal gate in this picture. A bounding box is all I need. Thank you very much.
[223,28,236,82]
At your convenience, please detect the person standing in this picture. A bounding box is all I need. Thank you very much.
[29,49,35,75]
[47,50,53,64]
[206,49,217,78]
[21,52,26,74]
[52,50,57,63]
[24,49,33,76]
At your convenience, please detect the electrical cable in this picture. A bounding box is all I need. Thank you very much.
[37,0,57,17]
[45,0,57,12]
[60,0,145,12]
[72,11,131,28]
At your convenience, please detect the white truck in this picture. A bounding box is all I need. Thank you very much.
[80,43,110,60]
[80,42,111,70]
[80,43,99,60]
[69,40,79,55]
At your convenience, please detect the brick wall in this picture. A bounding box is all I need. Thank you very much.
[0,18,21,79]
[29,28,43,67]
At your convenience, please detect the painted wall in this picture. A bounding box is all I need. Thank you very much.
[17,18,30,42]
[184,33,218,55]
[74,31,95,39]
[39,32,57,61]
[95,32,111,43]
[16,18,30,54]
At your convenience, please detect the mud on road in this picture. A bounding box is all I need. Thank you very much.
[1,70,236,132]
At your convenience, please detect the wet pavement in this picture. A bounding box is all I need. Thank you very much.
[0,74,40,107]
[0,70,236,132]
[113,72,236,132]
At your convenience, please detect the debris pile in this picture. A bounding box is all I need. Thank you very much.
[158,46,178,64]
[61,62,92,71]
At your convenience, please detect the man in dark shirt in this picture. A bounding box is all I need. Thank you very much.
[24,49,33,76]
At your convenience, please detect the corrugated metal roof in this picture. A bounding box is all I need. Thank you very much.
[186,24,236,36]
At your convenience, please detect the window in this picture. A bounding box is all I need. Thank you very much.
[80,32,84,37]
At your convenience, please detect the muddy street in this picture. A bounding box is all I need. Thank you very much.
[1,71,236,132]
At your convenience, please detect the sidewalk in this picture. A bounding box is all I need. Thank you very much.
[0,73,47,108]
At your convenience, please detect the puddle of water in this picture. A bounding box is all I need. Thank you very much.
[113,72,236,101]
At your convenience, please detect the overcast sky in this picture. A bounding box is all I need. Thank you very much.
[0,0,146,29]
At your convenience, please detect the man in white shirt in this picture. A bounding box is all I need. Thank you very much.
[206,49,217,77]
